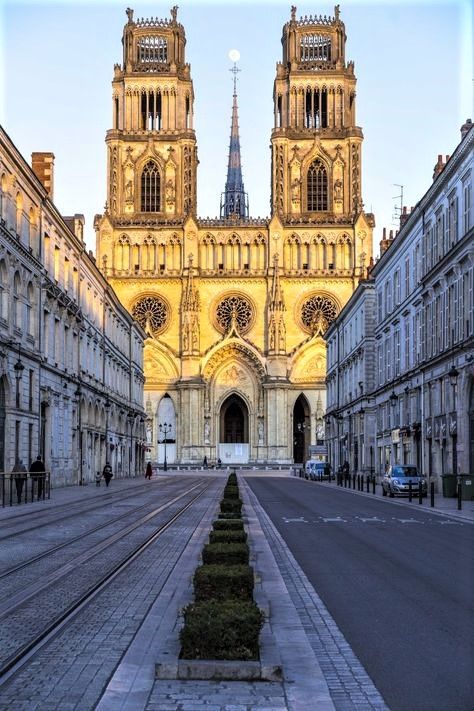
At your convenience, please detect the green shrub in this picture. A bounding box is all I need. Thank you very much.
[180,600,264,660]
[193,564,254,602]
[213,518,244,531]
[209,529,247,545]
[227,472,237,486]
[218,511,242,520]
[202,542,249,566]
[223,485,240,499]
[220,498,242,514]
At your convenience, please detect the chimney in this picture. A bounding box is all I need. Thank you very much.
[31,152,55,200]
[379,226,394,256]
[400,205,414,228]
[460,118,472,140]
[432,154,444,181]
[64,214,85,243]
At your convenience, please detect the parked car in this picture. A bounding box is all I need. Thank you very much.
[382,465,427,497]
[305,461,330,481]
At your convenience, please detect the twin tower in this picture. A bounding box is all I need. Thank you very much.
[95,6,374,466]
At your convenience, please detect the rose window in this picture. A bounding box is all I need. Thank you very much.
[301,295,338,335]
[215,295,253,334]
[132,295,168,336]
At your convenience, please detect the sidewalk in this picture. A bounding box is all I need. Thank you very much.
[292,472,474,523]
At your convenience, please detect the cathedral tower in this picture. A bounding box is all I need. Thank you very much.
[104,6,197,224]
[271,5,372,249]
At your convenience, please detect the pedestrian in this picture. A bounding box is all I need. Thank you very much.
[95,471,102,487]
[216,457,222,469]
[203,455,208,469]
[103,462,113,487]
[145,461,153,480]
[30,455,46,499]
[13,458,27,504]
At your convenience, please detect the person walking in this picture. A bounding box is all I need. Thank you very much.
[13,458,27,504]
[145,462,153,480]
[95,471,102,487]
[30,455,46,499]
[203,455,208,469]
[103,462,113,487]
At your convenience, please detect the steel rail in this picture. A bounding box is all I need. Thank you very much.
[0,479,213,682]
[0,478,206,582]
[0,477,182,541]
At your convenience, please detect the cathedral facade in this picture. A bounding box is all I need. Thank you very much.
[95,6,374,466]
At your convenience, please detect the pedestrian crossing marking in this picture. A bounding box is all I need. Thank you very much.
[321,517,347,523]
[356,517,385,523]
[282,516,308,523]
[393,518,424,523]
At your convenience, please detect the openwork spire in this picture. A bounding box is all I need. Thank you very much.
[220,62,249,219]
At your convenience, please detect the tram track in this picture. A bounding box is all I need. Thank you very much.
[0,477,215,683]
[0,477,178,541]
[0,478,205,581]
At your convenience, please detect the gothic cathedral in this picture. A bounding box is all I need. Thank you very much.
[95,6,374,466]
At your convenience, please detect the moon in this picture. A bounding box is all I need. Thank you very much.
[229,49,240,62]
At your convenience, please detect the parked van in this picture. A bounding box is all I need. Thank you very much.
[305,460,329,480]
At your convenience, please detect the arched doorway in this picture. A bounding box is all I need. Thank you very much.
[157,393,176,465]
[293,394,310,463]
[219,394,249,464]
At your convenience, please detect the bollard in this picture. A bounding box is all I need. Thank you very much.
[372,476,376,495]
[366,475,370,493]
[352,473,356,489]
[408,481,412,502]
[430,481,435,507]
[418,481,423,505]
[357,474,360,491]
[457,480,462,511]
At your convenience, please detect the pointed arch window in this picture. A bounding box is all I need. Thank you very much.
[307,159,328,212]
[141,161,161,212]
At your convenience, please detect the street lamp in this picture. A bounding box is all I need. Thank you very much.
[159,422,171,471]
[104,397,111,467]
[127,411,135,477]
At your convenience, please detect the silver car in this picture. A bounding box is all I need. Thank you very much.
[382,465,427,497]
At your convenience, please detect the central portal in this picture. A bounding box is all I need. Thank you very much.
[218,394,250,464]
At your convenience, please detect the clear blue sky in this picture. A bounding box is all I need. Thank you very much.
[1,0,471,254]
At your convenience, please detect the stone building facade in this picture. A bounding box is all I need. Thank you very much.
[326,121,473,489]
[95,6,374,466]
[0,126,146,484]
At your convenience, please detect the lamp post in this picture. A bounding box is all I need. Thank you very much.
[389,390,398,466]
[104,397,111,468]
[159,422,171,472]
[296,421,306,464]
[448,364,459,480]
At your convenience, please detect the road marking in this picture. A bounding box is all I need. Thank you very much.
[282,516,308,523]
[393,518,424,524]
[439,519,463,525]
[356,516,385,523]
[321,517,347,523]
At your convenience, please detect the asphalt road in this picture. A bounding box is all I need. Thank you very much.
[247,477,474,711]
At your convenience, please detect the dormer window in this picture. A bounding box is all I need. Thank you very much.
[137,35,167,64]
[300,34,331,62]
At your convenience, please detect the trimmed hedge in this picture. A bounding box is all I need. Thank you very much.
[202,542,249,566]
[218,511,242,520]
[223,485,240,499]
[193,564,254,602]
[212,518,244,531]
[180,600,264,660]
[227,474,237,486]
[220,498,242,514]
[209,529,247,545]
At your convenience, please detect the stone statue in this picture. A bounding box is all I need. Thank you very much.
[204,420,210,443]
[126,7,134,23]
[165,178,175,205]
[258,421,264,443]
[125,180,133,202]
[171,5,178,22]
[291,178,301,203]
[291,6,297,22]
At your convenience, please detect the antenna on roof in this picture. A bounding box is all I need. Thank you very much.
[392,184,404,225]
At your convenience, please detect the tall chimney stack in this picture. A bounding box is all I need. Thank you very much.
[31,152,55,200]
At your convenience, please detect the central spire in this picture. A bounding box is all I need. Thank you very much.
[220,56,249,219]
